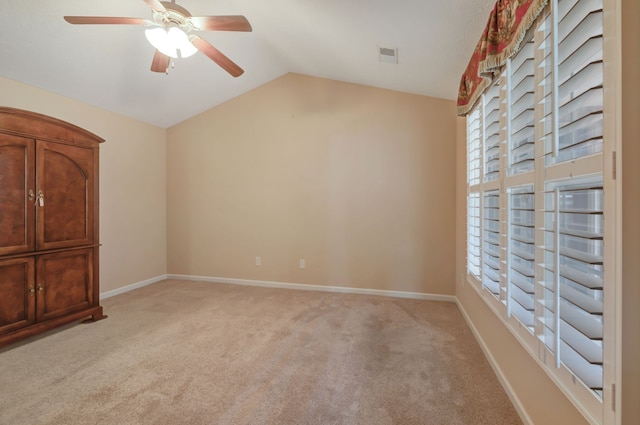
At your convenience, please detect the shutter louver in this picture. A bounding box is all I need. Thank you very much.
[483,190,500,296]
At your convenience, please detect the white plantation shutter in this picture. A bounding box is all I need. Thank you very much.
[508,185,535,328]
[541,178,604,392]
[464,77,503,295]
[467,193,481,279]
[467,107,482,280]
[505,32,537,326]
[482,78,502,297]
[484,80,501,183]
[508,36,536,175]
[537,0,606,396]
[467,107,482,187]
[482,190,500,296]
[547,0,604,164]
[465,0,613,418]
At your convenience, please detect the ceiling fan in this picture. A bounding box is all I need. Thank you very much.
[64,0,252,77]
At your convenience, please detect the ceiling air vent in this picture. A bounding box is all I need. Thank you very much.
[378,47,398,64]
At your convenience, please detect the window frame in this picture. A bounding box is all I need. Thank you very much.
[463,0,621,423]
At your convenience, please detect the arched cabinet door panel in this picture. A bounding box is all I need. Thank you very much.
[0,134,35,256]
[35,140,96,250]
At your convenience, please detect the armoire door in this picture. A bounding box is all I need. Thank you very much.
[0,134,35,256]
[35,249,93,322]
[35,140,96,250]
[0,257,36,335]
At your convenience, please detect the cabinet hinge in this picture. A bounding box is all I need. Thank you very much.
[611,383,616,412]
[612,151,617,180]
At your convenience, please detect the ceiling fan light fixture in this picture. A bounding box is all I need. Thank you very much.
[65,2,252,76]
[145,27,197,59]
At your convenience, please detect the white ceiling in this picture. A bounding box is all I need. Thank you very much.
[0,0,495,128]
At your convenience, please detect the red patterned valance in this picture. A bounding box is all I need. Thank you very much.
[457,0,549,116]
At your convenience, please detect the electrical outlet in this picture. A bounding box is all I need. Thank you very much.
[255,256,261,266]
[299,259,306,269]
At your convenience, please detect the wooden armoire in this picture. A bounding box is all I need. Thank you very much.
[0,107,105,348]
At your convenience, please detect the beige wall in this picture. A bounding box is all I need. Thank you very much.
[621,0,640,421]
[167,73,457,295]
[0,76,167,293]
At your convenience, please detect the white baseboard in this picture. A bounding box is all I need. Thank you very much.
[166,274,457,302]
[100,274,168,300]
[455,298,533,425]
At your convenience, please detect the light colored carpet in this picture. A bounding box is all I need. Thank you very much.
[0,279,522,425]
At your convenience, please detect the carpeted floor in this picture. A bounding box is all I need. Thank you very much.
[0,279,522,425]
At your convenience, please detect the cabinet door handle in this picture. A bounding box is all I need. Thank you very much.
[37,190,44,207]
[37,284,44,292]
[28,287,35,295]
[28,190,35,202]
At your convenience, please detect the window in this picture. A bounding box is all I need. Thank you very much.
[465,0,616,423]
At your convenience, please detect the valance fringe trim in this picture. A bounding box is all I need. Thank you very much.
[457,0,550,116]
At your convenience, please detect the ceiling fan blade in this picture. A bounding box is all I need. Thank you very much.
[189,35,244,77]
[143,0,167,13]
[190,15,252,32]
[64,16,147,25]
[150,50,170,73]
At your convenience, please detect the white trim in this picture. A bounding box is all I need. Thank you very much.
[100,274,168,300]
[604,0,622,422]
[166,274,457,302]
[456,298,534,425]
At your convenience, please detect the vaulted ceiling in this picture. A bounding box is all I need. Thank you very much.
[0,0,495,127]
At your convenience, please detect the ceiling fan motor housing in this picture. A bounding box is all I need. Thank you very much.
[153,2,194,32]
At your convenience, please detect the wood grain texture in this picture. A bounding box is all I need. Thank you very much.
[64,17,146,25]
[36,249,93,322]
[190,15,252,32]
[0,257,35,335]
[0,134,34,256]
[190,35,244,77]
[144,0,167,13]
[36,141,94,250]
[150,49,170,73]
[0,108,104,146]
[0,107,104,348]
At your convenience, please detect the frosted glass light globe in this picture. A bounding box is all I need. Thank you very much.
[145,27,197,59]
